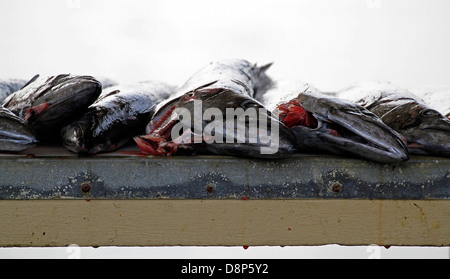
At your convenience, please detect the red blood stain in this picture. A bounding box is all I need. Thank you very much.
[277,100,318,129]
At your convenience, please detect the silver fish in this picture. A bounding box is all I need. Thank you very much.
[261,80,409,163]
[0,78,27,103]
[1,74,102,140]
[135,59,297,158]
[0,107,37,153]
[338,81,450,156]
[61,81,173,154]
[146,59,273,135]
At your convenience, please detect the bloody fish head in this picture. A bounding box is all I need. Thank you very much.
[135,88,297,158]
[277,100,318,129]
[280,91,409,163]
[2,74,102,140]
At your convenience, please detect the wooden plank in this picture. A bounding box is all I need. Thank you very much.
[1,200,449,247]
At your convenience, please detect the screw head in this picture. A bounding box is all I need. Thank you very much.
[81,182,91,193]
[206,183,216,193]
[332,183,343,193]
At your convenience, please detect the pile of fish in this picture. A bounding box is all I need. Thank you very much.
[338,81,450,157]
[0,59,449,163]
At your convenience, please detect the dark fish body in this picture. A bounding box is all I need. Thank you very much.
[0,107,37,153]
[1,74,102,140]
[261,80,409,163]
[0,78,27,103]
[135,59,297,158]
[61,81,173,154]
[338,81,450,156]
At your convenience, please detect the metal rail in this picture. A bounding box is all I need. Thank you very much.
[1,145,448,200]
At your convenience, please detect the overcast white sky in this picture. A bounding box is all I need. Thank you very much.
[1,0,449,259]
[1,0,450,92]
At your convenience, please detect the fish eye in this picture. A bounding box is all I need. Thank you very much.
[421,109,441,117]
[240,100,259,109]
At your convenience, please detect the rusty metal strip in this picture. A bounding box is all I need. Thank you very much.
[0,146,449,200]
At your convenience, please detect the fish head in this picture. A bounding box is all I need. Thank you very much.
[0,107,37,152]
[394,106,450,155]
[27,74,102,121]
[136,87,297,158]
[12,74,102,139]
[60,113,93,154]
[61,106,132,155]
[284,91,409,163]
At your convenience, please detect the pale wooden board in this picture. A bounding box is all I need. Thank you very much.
[0,200,449,247]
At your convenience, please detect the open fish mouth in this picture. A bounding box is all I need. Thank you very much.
[278,91,409,163]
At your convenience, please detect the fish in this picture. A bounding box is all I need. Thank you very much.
[60,81,173,154]
[412,87,450,118]
[338,81,450,156]
[134,59,297,158]
[0,78,27,103]
[1,74,102,140]
[260,80,409,163]
[0,107,37,153]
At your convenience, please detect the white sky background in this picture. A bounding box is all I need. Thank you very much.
[1,0,450,91]
[0,0,449,259]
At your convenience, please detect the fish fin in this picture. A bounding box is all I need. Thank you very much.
[134,136,158,155]
[24,102,51,122]
[259,62,273,72]
[192,81,218,92]
[97,90,121,102]
[19,74,40,90]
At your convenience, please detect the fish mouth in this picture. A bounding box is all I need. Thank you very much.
[0,132,37,144]
[280,92,409,163]
[0,130,38,152]
[60,123,89,154]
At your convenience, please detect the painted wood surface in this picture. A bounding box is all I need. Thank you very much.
[1,200,449,247]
